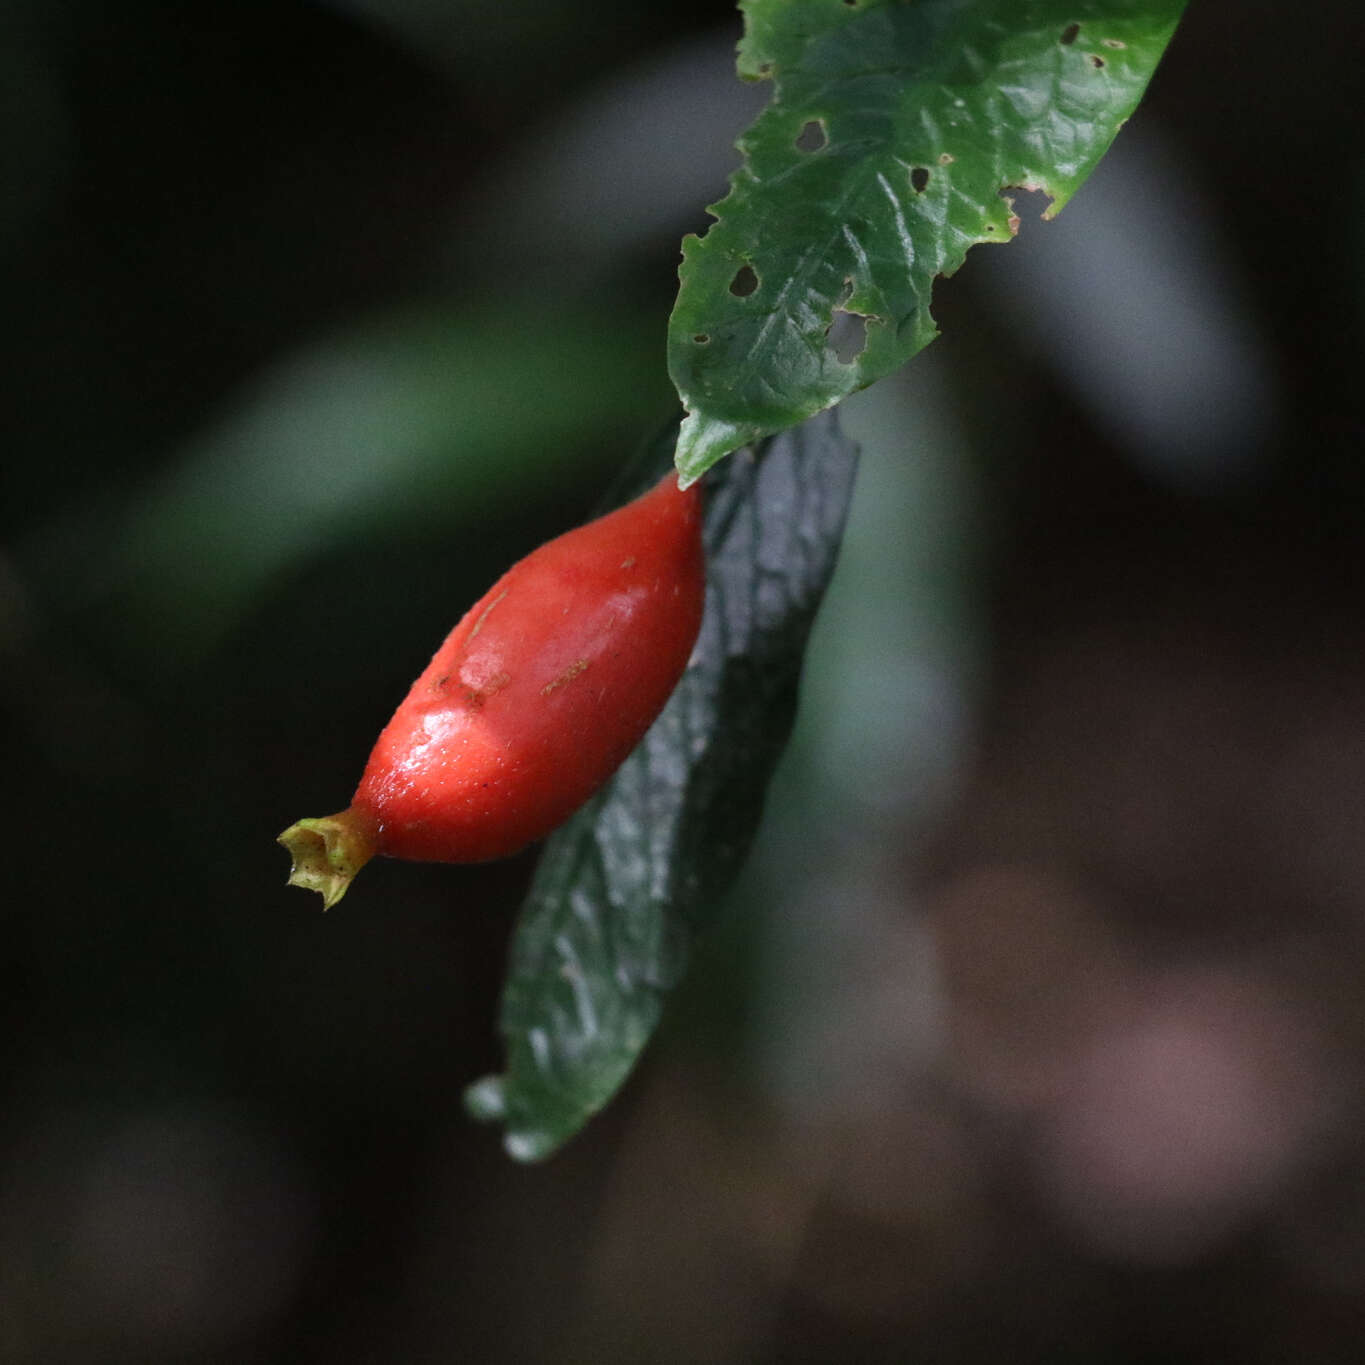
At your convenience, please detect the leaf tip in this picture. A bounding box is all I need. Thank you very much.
[674,411,762,486]
[504,1128,560,1163]
[464,1075,509,1122]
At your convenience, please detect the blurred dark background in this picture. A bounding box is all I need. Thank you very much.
[4,1,1365,1360]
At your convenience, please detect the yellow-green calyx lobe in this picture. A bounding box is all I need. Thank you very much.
[277,809,378,910]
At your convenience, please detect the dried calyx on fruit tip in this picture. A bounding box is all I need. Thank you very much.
[277,810,379,910]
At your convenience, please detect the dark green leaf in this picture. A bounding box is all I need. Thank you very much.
[465,411,860,1160]
[669,0,1187,483]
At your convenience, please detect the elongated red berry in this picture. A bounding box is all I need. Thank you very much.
[279,471,705,907]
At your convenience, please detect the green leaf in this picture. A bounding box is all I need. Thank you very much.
[669,0,1187,483]
[466,411,860,1160]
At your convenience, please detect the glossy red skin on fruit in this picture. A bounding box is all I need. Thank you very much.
[352,473,705,863]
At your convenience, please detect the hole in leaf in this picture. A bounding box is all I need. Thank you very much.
[693,334,710,344]
[1091,54,1105,68]
[795,119,827,153]
[826,310,868,364]
[1060,22,1080,44]
[997,185,1056,230]
[910,166,930,193]
[729,264,759,298]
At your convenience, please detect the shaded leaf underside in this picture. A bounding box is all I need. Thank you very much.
[467,412,860,1160]
[669,0,1187,483]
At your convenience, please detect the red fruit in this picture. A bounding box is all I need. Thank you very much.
[279,471,705,908]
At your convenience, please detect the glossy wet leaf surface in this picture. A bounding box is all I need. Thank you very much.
[669,0,1187,482]
[466,411,859,1160]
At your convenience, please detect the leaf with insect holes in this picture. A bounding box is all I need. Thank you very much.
[466,411,859,1161]
[669,0,1187,483]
